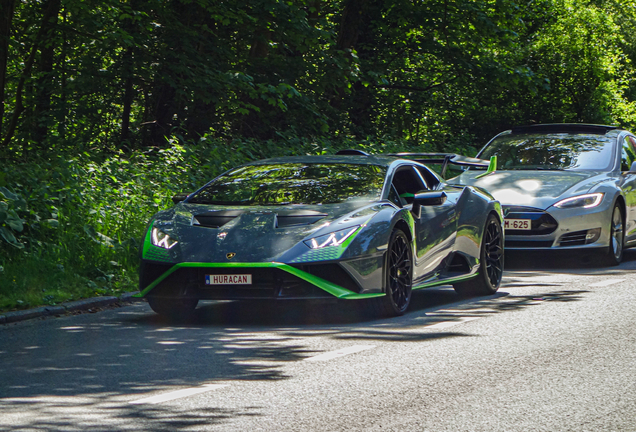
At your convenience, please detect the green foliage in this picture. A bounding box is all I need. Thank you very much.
[0,135,426,312]
[3,0,636,310]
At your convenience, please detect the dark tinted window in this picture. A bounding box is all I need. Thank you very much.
[388,185,403,207]
[188,163,386,206]
[479,133,615,171]
[391,166,427,204]
[621,136,636,171]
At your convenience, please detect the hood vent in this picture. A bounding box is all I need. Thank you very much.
[275,210,328,228]
[193,210,243,228]
[193,209,327,229]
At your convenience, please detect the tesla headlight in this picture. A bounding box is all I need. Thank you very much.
[304,226,359,249]
[151,227,178,249]
[553,193,604,209]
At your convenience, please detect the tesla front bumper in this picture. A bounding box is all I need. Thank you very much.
[503,201,612,250]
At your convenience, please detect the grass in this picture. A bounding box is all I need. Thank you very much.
[0,134,461,313]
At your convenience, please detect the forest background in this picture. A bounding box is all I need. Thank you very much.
[1,0,636,311]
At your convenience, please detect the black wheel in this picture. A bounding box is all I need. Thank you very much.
[370,229,413,317]
[601,203,624,266]
[147,295,199,320]
[454,213,504,297]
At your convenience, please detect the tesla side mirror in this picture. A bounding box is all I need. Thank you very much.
[172,192,190,204]
[630,161,636,173]
[411,191,447,218]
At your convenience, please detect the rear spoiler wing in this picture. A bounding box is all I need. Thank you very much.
[389,153,496,178]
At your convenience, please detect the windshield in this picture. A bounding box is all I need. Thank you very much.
[479,133,616,171]
[188,163,387,205]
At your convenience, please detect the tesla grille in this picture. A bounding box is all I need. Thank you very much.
[503,206,558,235]
[506,240,554,248]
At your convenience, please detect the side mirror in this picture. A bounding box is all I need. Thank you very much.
[630,161,636,173]
[411,191,447,218]
[172,192,190,204]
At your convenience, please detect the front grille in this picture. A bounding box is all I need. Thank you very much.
[504,206,558,235]
[294,263,361,293]
[506,239,554,248]
[147,266,335,300]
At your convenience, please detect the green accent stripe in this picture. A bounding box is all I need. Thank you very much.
[412,273,477,290]
[137,262,386,300]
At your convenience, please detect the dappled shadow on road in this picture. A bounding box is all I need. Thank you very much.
[0,394,262,431]
[0,280,589,430]
[505,248,636,276]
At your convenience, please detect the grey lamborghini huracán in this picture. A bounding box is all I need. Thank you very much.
[138,153,504,318]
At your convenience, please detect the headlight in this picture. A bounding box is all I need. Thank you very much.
[304,226,359,249]
[151,227,178,249]
[553,193,604,209]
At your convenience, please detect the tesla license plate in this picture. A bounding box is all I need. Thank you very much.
[504,219,531,230]
[205,274,252,285]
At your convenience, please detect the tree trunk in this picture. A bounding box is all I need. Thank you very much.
[120,47,134,147]
[1,0,60,151]
[0,0,16,138]
[32,0,61,146]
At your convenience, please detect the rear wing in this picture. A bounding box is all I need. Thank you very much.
[389,153,496,178]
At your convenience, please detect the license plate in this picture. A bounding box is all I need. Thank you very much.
[504,219,531,230]
[205,274,252,285]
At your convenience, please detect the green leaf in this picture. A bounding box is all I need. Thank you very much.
[5,210,23,232]
[0,226,23,248]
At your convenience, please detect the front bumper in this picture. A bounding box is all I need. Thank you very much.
[503,203,612,250]
[137,261,386,301]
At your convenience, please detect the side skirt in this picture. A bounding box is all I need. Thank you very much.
[412,273,478,291]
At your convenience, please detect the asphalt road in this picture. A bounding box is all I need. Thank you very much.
[1,249,636,431]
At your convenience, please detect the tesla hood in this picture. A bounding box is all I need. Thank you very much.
[451,170,606,209]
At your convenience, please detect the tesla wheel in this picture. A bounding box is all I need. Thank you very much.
[371,229,413,317]
[602,203,624,266]
[147,295,199,320]
[453,213,504,297]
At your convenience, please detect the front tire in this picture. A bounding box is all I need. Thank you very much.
[147,295,199,320]
[370,229,413,317]
[601,203,624,266]
[453,213,504,297]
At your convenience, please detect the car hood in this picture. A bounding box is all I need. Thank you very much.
[150,200,382,263]
[450,170,609,209]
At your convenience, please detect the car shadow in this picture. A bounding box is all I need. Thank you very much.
[504,248,636,275]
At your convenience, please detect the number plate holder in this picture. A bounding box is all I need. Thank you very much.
[504,219,531,230]
[205,274,252,285]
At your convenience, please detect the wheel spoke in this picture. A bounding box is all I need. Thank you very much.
[388,234,412,309]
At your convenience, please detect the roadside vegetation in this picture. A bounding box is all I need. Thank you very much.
[2,0,636,311]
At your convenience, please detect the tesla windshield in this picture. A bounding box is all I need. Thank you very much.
[479,133,615,171]
[188,163,387,205]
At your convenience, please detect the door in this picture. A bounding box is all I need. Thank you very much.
[390,164,459,282]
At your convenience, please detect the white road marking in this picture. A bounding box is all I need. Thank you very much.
[129,383,228,405]
[588,279,626,287]
[304,345,376,362]
[424,316,481,329]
